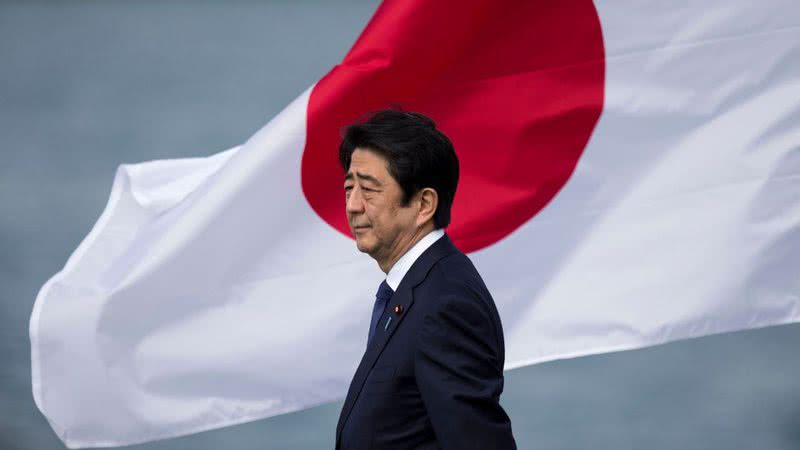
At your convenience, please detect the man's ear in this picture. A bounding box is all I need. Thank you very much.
[416,187,438,227]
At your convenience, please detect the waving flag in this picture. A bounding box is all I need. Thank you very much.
[31,0,800,447]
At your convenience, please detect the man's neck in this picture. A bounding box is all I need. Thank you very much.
[377,224,435,273]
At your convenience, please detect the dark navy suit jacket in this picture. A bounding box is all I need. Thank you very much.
[336,234,516,449]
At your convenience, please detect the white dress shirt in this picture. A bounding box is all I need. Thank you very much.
[385,229,445,291]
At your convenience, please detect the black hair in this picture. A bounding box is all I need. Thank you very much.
[338,109,459,229]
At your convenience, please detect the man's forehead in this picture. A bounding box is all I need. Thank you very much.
[346,149,389,180]
[344,170,382,185]
[351,147,387,164]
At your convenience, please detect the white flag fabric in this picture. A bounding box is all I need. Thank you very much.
[31,0,800,447]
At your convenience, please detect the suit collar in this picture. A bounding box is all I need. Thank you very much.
[394,231,458,292]
[335,234,459,446]
[385,229,445,290]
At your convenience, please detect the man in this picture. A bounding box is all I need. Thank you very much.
[335,110,516,449]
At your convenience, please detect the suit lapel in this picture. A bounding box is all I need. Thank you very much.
[336,234,459,444]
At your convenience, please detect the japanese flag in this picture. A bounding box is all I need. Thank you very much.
[31,0,800,447]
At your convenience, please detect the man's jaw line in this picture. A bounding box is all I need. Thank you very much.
[374,224,434,274]
[351,226,406,273]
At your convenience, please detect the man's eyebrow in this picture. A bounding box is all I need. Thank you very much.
[344,172,382,186]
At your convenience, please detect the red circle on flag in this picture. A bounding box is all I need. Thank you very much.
[301,1,605,253]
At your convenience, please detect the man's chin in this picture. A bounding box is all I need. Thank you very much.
[354,236,372,254]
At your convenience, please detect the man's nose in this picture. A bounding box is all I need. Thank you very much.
[346,187,365,214]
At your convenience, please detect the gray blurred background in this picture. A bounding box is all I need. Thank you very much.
[1,1,798,449]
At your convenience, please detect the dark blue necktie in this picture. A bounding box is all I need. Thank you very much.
[368,281,394,345]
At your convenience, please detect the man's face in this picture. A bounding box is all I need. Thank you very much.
[344,148,418,263]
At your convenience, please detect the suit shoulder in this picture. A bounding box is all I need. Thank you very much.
[418,251,499,328]
[428,251,490,298]
[414,250,506,370]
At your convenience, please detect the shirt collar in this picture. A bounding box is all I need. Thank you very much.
[385,229,445,291]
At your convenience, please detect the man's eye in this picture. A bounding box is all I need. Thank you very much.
[344,186,352,191]
[362,187,376,192]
